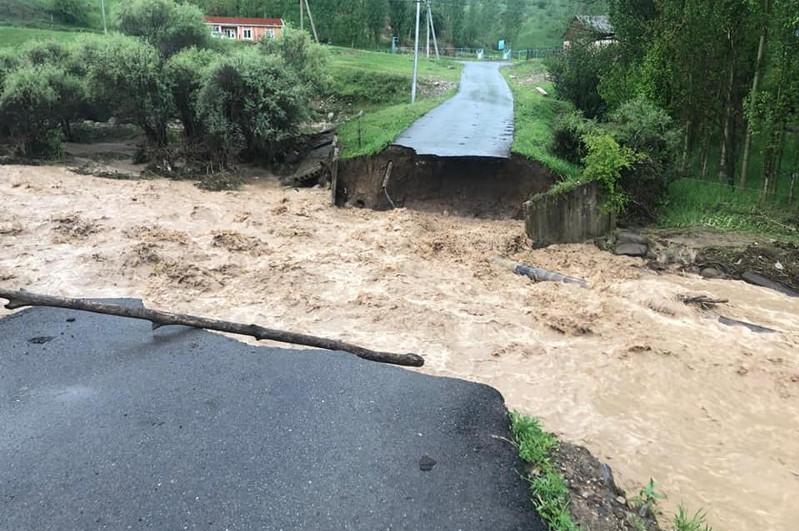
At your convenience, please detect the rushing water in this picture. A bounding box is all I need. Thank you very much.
[2,165,798,530]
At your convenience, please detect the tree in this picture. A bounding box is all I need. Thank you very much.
[85,34,173,146]
[259,27,329,93]
[114,0,210,57]
[196,49,310,165]
[0,65,84,158]
[165,47,221,139]
[50,0,90,26]
[547,42,616,118]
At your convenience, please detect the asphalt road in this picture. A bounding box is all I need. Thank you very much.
[0,302,544,530]
[394,61,515,159]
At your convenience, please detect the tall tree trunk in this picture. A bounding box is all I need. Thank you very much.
[740,0,770,188]
[719,32,736,184]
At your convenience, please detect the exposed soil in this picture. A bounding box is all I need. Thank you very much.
[2,165,799,531]
[555,442,661,530]
[336,146,556,218]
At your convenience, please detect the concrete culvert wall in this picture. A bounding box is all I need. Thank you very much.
[524,182,614,248]
[333,146,556,219]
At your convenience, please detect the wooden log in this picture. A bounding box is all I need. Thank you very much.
[0,289,424,367]
[492,257,587,288]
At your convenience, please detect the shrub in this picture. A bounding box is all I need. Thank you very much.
[546,42,617,118]
[330,69,408,105]
[19,40,71,66]
[196,50,310,166]
[582,132,641,213]
[50,0,90,26]
[551,110,595,164]
[114,0,210,57]
[165,47,221,139]
[0,65,82,158]
[260,27,330,94]
[606,97,680,221]
[85,34,173,146]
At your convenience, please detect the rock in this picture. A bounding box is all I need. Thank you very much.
[418,455,436,472]
[614,243,648,257]
[700,267,724,279]
[615,496,627,506]
[615,230,649,246]
[327,112,335,121]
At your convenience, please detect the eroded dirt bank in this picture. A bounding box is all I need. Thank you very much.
[2,165,798,530]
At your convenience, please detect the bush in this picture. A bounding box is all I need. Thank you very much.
[165,47,221,139]
[114,0,210,57]
[582,132,641,213]
[0,65,80,158]
[85,34,173,146]
[606,97,680,221]
[196,50,310,166]
[546,42,617,118]
[50,0,90,26]
[330,69,408,106]
[551,111,595,164]
[260,27,329,94]
[19,40,71,66]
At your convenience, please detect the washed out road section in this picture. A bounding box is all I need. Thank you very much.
[394,61,514,158]
[0,303,543,530]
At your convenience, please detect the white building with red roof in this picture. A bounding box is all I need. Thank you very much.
[204,16,285,42]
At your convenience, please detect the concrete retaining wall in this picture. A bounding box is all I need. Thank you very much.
[524,181,614,248]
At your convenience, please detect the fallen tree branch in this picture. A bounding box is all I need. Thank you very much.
[679,294,729,310]
[0,289,424,367]
[492,257,588,288]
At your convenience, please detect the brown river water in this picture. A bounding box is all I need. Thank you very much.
[2,165,798,530]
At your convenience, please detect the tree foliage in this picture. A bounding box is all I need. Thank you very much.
[196,49,310,165]
[114,0,210,57]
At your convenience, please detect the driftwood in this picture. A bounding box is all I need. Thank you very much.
[492,257,588,288]
[679,294,729,310]
[0,289,424,367]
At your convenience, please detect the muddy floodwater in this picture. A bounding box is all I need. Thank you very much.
[2,166,798,530]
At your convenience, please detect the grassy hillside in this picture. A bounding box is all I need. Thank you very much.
[516,0,607,49]
[0,0,123,31]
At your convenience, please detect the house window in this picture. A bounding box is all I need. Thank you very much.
[267,28,275,38]
[243,28,253,40]
[226,28,236,39]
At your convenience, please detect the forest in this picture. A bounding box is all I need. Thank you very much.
[549,0,799,204]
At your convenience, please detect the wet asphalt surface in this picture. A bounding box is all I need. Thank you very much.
[0,302,544,530]
[394,62,515,159]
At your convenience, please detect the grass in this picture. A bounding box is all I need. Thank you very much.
[327,46,461,84]
[516,0,607,49]
[658,178,799,242]
[0,25,93,47]
[673,506,714,531]
[337,90,455,159]
[503,60,581,179]
[509,412,578,531]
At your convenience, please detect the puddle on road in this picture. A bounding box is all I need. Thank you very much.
[2,165,798,530]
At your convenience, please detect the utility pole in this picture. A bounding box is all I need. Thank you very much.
[411,0,421,103]
[299,0,303,31]
[429,5,439,59]
[100,0,107,35]
[425,0,430,58]
[304,0,319,43]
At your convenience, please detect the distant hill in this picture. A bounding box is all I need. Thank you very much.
[516,0,607,49]
[0,0,605,51]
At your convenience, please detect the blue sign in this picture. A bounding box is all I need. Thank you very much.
[498,40,505,50]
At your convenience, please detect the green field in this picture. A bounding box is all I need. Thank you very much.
[0,25,93,47]
[328,47,461,83]
[516,0,606,49]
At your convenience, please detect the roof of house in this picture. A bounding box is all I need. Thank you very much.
[568,15,614,36]
[204,16,283,27]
